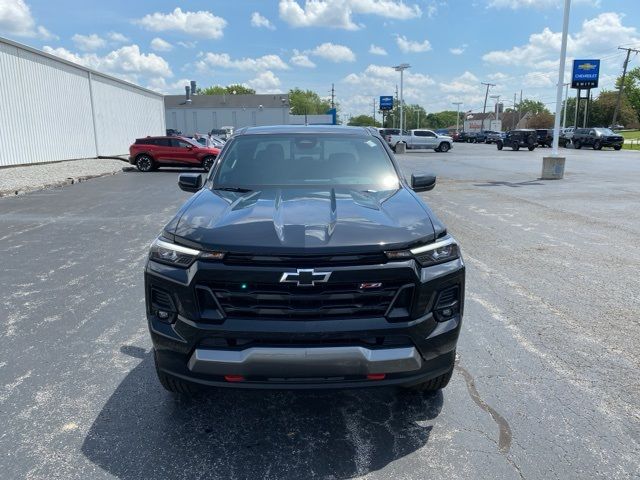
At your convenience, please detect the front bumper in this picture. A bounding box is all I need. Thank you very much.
[146,256,465,389]
[188,345,422,377]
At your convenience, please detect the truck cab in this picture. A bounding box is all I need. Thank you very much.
[387,129,453,153]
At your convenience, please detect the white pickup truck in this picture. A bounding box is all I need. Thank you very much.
[386,129,453,153]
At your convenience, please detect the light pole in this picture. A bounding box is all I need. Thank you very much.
[394,63,410,133]
[551,0,571,156]
[490,94,500,129]
[542,0,571,180]
[452,102,462,133]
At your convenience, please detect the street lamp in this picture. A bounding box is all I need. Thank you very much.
[394,63,410,133]
[452,102,462,133]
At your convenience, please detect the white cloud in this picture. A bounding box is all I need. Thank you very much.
[177,40,197,48]
[340,64,437,118]
[279,0,421,30]
[290,50,316,68]
[137,7,227,39]
[449,44,468,55]
[488,72,509,81]
[523,71,555,88]
[147,77,191,94]
[150,37,173,52]
[246,71,282,93]
[439,71,480,94]
[72,33,106,51]
[309,42,356,62]
[42,44,172,79]
[107,32,129,43]
[251,11,276,30]
[197,53,289,71]
[396,35,431,53]
[488,0,600,9]
[483,13,640,68]
[369,44,387,56]
[0,0,55,39]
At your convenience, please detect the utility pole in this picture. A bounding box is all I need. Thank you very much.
[417,108,420,129]
[519,90,523,125]
[512,93,517,130]
[480,82,495,132]
[452,102,462,133]
[330,83,335,109]
[612,46,640,127]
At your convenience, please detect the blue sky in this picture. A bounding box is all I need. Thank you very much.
[1,0,639,119]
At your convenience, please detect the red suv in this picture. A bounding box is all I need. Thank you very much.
[129,136,221,172]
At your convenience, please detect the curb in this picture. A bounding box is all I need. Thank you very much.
[0,170,123,198]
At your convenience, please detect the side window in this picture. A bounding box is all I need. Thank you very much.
[171,139,192,148]
[414,131,426,137]
[425,131,436,137]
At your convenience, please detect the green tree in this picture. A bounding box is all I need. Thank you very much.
[198,84,256,95]
[527,112,555,128]
[347,114,380,127]
[517,99,550,115]
[424,111,460,129]
[289,88,332,115]
[615,66,640,124]
[589,90,639,128]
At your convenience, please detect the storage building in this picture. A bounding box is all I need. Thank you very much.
[0,36,165,167]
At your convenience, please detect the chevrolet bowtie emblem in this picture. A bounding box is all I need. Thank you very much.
[280,269,331,287]
[578,63,597,71]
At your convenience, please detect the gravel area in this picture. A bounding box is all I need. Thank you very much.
[0,158,127,197]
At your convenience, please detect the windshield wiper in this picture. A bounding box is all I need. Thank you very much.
[213,186,253,193]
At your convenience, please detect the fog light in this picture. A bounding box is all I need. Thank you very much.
[157,310,170,320]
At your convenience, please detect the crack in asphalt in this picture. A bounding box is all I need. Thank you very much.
[455,362,512,454]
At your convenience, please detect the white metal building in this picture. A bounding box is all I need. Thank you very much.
[165,93,336,135]
[165,94,290,135]
[0,36,165,167]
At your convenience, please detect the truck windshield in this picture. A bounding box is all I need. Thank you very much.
[212,134,399,190]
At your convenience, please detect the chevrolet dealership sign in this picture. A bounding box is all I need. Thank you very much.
[571,59,600,89]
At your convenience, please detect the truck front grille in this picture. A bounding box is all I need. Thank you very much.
[203,281,408,319]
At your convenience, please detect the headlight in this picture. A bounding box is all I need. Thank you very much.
[149,238,225,267]
[385,236,459,267]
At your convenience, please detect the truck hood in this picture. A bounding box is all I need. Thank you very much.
[169,186,436,254]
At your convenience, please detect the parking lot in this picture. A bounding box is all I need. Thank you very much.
[1,143,639,479]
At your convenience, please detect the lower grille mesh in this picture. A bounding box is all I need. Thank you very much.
[203,281,404,319]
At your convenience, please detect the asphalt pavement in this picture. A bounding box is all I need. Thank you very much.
[0,143,638,479]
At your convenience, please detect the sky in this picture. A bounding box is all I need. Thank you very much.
[1,0,639,120]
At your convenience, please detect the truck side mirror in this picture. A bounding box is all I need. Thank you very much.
[411,174,436,192]
[178,173,203,192]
